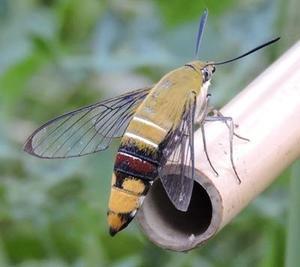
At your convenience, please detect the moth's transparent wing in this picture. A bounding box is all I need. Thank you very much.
[159,94,196,212]
[24,87,151,158]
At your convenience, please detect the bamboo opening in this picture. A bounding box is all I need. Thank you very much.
[137,169,223,251]
[148,180,212,236]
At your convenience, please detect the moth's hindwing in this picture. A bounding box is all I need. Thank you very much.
[159,93,197,212]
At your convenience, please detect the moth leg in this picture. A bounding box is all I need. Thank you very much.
[194,93,219,176]
[195,93,211,129]
[209,109,249,142]
[200,123,219,176]
[204,115,241,184]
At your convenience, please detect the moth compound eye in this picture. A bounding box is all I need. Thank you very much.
[212,66,216,73]
[202,69,210,82]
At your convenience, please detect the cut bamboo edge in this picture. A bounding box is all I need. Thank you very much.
[136,41,300,252]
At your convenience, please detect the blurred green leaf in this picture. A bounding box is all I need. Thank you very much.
[0,53,47,113]
[285,162,300,267]
[154,0,237,26]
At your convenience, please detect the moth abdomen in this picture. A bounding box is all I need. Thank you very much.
[108,145,157,235]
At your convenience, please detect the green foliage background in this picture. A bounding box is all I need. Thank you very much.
[0,0,299,266]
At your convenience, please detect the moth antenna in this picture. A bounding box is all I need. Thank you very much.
[195,8,208,58]
[213,37,280,66]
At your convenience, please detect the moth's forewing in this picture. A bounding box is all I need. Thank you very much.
[24,87,151,158]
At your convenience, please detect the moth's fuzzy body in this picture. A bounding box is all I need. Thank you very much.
[107,61,210,235]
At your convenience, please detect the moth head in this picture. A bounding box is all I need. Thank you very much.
[201,63,215,83]
[185,61,216,83]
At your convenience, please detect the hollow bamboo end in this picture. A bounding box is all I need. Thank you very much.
[137,169,223,251]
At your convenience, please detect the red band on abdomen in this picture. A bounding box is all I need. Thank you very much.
[115,152,157,180]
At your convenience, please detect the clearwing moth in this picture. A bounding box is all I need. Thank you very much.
[24,10,279,236]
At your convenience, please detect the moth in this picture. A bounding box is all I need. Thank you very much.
[24,10,279,236]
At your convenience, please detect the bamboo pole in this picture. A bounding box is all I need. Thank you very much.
[136,41,300,251]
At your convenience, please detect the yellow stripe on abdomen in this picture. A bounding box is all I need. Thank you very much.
[107,171,151,236]
[126,116,167,146]
[109,187,140,213]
